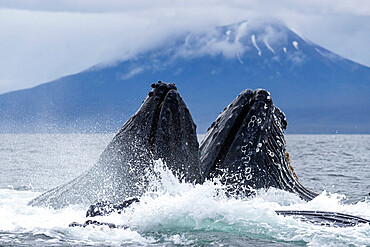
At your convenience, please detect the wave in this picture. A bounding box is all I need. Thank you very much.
[0,161,369,246]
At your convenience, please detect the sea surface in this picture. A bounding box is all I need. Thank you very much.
[0,134,369,246]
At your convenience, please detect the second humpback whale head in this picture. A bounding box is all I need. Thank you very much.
[200,89,318,201]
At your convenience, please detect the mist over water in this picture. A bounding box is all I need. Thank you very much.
[0,134,369,246]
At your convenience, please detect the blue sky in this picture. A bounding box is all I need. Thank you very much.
[0,0,369,94]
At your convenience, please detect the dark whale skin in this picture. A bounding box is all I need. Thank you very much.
[200,89,318,201]
[29,82,201,209]
[275,210,370,227]
[44,83,367,228]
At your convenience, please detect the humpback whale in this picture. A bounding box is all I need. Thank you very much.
[29,82,201,209]
[199,89,318,201]
[30,82,369,227]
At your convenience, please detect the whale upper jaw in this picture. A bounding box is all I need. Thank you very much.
[29,82,201,209]
[144,82,201,183]
[109,81,201,182]
[200,89,318,201]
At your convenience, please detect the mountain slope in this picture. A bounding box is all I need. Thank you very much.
[1,20,369,133]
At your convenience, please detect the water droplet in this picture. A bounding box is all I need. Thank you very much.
[257,143,262,148]
[246,174,252,180]
[245,167,251,173]
[256,147,260,152]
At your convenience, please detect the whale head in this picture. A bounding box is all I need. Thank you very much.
[106,81,201,183]
[200,89,317,201]
[29,81,201,208]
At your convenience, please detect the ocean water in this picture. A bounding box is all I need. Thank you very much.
[0,134,369,246]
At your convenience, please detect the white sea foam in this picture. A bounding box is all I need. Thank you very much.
[1,134,369,246]
[1,160,369,246]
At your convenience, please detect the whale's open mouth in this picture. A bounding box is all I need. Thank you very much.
[29,82,369,227]
[200,89,318,201]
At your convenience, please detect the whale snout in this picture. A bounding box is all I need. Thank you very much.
[200,88,317,201]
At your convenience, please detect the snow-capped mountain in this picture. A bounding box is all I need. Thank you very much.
[1,20,369,133]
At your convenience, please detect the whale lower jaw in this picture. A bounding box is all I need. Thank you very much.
[68,198,370,229]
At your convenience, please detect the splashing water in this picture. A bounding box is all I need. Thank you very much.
[0,160,369,246]
[1,134,369,246]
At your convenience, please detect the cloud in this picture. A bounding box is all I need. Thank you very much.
[0,0,369,93]
[1,0,370,16]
